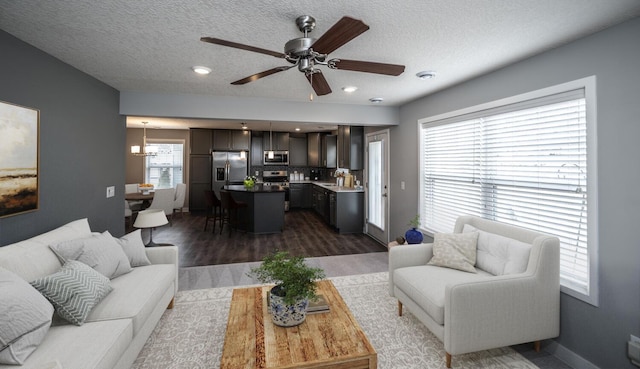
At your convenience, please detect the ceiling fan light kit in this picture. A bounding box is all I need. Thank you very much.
[200,15,405,98]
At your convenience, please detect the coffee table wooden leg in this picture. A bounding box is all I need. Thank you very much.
[446,352,452,368]
[398,300,403,316]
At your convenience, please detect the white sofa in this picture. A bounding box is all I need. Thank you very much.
[389,215,560,368]
[0,219,178,369]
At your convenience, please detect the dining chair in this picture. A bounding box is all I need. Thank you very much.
[148,188,176,225]
[219,190,248,234]
[124,200,133,228]
[203,190,223,232]
[173,183,187,218]
[125,183,143,210]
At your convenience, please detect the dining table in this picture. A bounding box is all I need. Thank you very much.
[125,191,154,208]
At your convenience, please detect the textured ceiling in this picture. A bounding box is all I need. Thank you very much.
[1,0,640,129]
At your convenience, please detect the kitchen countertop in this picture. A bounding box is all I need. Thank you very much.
[224,184,287,192]
[289,181,365,193]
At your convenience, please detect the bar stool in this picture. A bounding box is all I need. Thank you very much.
[203,190,222,232]
[220,190,248,234]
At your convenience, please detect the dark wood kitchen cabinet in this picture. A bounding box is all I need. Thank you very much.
[337,125,363,170]
[307,132,324,167]
[251,131,263,167]
[212,129,251,151]
[263,132,290,151]
[188,155,212,211]
[190,128,212,154]
[290,183,313,208]
[289,135,308,166]
[323,135,337,168]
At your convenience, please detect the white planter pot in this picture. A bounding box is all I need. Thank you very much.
[269,287,309,327]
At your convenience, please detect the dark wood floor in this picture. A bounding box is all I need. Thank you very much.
[131,209,388,268]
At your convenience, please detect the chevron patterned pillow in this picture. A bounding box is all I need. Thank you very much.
[30,260,113,326]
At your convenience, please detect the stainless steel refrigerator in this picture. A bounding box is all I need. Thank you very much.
[212,152,248,194]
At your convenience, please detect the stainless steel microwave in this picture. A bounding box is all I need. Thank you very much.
[263,150,289,165]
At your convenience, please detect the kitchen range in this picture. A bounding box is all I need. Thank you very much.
[262,170,290,211]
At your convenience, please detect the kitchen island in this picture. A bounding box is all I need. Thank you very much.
[223,184,285,234]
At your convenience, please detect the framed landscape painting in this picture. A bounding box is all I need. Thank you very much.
[0,100,39,218]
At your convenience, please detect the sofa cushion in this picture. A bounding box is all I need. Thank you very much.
[463,224,532,275]
[50,231,132,279]
[0,320,133,369]
[113,230,151,267]
[0,268,54,365]
[394,265,493,325]
[85,264,175,335]
[428,232,479,273]
[0,219,92,282]
[30,261,113,326]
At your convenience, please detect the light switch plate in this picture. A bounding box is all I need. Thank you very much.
[401,181,405,190]
[106,186,115,198]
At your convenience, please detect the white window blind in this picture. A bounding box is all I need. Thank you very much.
[420,88,595,300]
[145,142,184,189]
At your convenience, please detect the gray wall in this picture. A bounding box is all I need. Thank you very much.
[0,30,125,245]
[391,18,640,368]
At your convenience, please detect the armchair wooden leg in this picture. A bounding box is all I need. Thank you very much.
[446,352,452,368]
[534,340,541,352]
[398,300,403,316]
[167,297,175,309]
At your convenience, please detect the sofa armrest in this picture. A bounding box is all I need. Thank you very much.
[388,243,434,296]
[443,273,560,355]
[145,245,179,295]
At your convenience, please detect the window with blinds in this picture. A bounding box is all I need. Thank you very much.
[419,78,598,305]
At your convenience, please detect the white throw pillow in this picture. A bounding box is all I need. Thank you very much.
[428,232,479,273]
[463,224,532,275]
[0,267,54,365]
[30,260,112,326]
[49,231,132,279]
[114,230,151,267]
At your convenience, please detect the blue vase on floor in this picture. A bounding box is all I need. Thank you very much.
[405,228,424,244]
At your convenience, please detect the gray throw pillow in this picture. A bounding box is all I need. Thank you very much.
[30,260,112,326]
[49,231,132,279]
[428,231,479,273]
[114,229,151,267]
[0,267,54,365]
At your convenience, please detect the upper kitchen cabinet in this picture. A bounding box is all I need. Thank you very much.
[263,131,290,151]
[190,128,213,155]
[289,134,308,166]
[337,125,364,170]
[212,129,251,151]
[323,135,337,168]
[307,132,324,167]
[251,131,263,166]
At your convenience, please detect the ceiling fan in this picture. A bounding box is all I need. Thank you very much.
[200,15,405,97]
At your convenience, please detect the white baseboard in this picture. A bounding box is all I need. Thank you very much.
[545,340,600,369]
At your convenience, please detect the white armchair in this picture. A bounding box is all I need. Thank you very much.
[389,216,560,367]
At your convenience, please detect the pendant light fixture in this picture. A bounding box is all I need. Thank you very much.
[131,122,158,157]
[268,122,275,159]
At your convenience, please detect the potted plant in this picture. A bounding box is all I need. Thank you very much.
[248,251,326,327]
[244,175,257,189]
[405,214,424,244]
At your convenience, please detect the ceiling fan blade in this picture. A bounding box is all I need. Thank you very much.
[311,17,369,55]
[330,59,405,76]
[200,37,285,58]
[231,66,292,85]
[306,71,332,96]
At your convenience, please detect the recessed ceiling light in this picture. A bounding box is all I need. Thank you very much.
[342,86,358,93]
[192,66,211,75]
[295,128,301,131]
[416,70,437,79]
[369,97,384,103]
[241,122,248,130]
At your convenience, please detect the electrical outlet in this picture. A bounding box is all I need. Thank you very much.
[106,186,115,198]
[631,335,640,344]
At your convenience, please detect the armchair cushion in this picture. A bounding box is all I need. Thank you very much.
[427,231,479,273]
[463,224,531,275]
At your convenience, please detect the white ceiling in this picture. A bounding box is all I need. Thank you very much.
[2,0,639,131]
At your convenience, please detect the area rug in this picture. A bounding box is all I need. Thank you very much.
[133,272,539,369]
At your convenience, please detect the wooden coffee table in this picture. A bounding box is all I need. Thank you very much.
[220,280,377,369]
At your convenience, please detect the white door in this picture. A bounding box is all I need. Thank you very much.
[365,130,390,244]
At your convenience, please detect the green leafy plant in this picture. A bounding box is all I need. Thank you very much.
[408,214,421,229]
[248,251,326,305]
